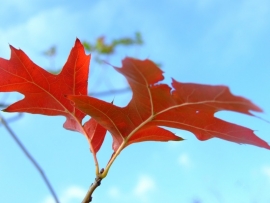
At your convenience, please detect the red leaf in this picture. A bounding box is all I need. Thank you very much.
[68,58,270,151]
[125,126,184,148]
[83,118,107,153]
[0,39,110,154]
[0,39,89,132]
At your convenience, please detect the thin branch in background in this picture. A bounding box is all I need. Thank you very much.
[4,113,23,123]
[0,103,8,108]
[1,33,136,202]
[42,45,56,70]
[0,114,60,203]
[89,87,130,97]
[0,107,23,123]
[0,86,130,203]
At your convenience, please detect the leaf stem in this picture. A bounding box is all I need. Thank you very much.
[81,142,126,202]
[84,132,100,176]
[101,142,125,178]
[101,115,154,178]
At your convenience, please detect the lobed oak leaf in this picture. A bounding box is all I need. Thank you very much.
[0,39,89,133]
[68,57,270,152]
[0,39,109,154]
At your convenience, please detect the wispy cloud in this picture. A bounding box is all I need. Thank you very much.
[108,186,122,199]
[41,186,86,203]
[107,175,156,203]
[0,7,75,57]
[133,175,156,202]
[178,153,192,168]
[201,0,270,66]
[262,166,270,181]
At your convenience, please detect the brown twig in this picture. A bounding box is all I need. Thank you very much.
[82,169,104,203]
[0,87,130,203]
[0,114,60,203]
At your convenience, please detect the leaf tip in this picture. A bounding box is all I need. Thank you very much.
[262,141,270,150]
[174,136,185,142]
[2,108,8,112]
[8,44,20,56]
[75,37,81,44]
[74,38,85,50]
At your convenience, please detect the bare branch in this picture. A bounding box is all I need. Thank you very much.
[0,103,8,108]
[0,86,130,203]
[82,169,104,203]
[0,114,60,203]
[89,87,130,97]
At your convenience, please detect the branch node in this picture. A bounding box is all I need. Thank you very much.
[82,175,103,203]
[100,168,104,174]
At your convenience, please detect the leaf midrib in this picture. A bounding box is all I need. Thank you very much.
[123,61,254,145]
[13,48,86,133]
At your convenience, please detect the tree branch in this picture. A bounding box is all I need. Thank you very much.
[89,87,130,97]
[0,114,60,203]
[0,87,130,203]
[0,103,8,108]
[82,169,104,203]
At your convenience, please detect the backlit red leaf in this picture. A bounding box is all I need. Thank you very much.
[83,118,107,153]
[0,39,107,155]
[0,39,89,132]
[68,58,270,151]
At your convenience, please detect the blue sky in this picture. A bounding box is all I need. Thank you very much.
[1,0,270,202]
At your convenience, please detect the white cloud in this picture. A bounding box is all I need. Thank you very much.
[178,153,191,168]
[202,0,270,66]
[42,186,86,203]
[262,166,270,180]
[108,186,121,199]
[0,7,73,57]
[168,0,215,10]
[133,175,156,202]
[0,0,36,16]
[197,0,215,9]
[107,175,157,203]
